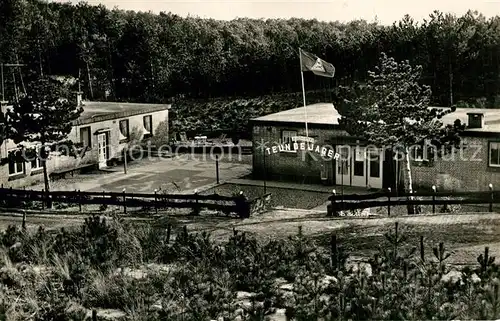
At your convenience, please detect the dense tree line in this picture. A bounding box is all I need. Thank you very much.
[1,0,500,108]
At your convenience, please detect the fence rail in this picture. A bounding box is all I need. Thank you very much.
[0,187,250,218]
[327,186,500,216]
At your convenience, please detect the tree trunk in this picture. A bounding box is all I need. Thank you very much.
[16,54,25,94]
[403,147,416,214]
[37,39,43,77]
[86,61,94,99]
[41,146,52,209]
[448,58,453,107]
[107,38,115,100]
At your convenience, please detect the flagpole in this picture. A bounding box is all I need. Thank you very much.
[299,48,309,138]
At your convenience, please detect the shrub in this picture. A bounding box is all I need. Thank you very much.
[3,217,500,320]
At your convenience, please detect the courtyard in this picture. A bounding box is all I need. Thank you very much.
[29,154,253,194]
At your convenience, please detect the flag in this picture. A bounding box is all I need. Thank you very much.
[300,49,335,78]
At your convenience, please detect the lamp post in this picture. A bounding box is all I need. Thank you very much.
[123,146,128,174]
[263,150,267,194]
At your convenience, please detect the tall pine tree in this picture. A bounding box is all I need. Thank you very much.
[337,53,465,213]
[5,76,83,198]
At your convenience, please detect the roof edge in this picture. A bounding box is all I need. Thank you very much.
[250,119,340,128]
[73,105,169,126]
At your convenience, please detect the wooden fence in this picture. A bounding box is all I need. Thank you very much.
[327,187,500,216]
[0,187,251,218]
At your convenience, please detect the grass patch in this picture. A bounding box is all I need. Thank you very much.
[3,213,500,319]
[313,216,500,265]
[2,212,500,319]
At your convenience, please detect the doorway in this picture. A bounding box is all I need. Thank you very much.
[97,133,108,169]
[335,146,350,186]
[351,146,366,187]
[367,148,383,189]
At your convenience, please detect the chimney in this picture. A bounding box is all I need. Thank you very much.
[467,112,484,129]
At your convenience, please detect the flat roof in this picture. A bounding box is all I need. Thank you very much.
[436,107,500,133]
[252,103,340,125]
[78,101,170,120]
[252,103,500,134]
[74,101,171,125]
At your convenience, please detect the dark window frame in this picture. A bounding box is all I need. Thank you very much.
[8,151,25,177]
[143,115,153,139]
[119,119,130,143]
[30,145,43,171]
[488,141,500,168]
[280,129,298,154]
[410,140,435,167]
[80,126,92,148]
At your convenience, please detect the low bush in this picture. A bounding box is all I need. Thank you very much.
[2,216,500,320]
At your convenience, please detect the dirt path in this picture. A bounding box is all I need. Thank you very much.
[219,210,500,237]
[3,208,499,265]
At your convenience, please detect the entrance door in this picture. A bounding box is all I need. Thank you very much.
[336,146,350,186]
[351,146,366,187]
[320,161,328,181]
[367,148,383,189]
[320,160,334,184]
[97,133,107,168]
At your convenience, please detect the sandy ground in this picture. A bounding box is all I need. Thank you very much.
[2,205,499,266]
[27,155,252,194]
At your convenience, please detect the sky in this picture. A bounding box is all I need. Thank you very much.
[58,0,500,25]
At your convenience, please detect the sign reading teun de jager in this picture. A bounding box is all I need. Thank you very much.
[265,136,340,160]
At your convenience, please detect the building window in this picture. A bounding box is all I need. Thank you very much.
[80,126,91,148]
[411,140,435,165]
[353,146,364,177]
[411,144,428,161]
[119,119,130,142]
[8,151,24,176]
[143,115,152,138]
[281,130,297,153]
[489,142,500,167]
[337,146,349,175]
[368,149,380,178]
[31,146,43,170]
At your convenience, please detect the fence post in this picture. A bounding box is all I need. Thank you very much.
[216,154,220,184]
[78,189,82,212]
[489,183,494,212]
[432,185,436,214]
[22,210,26,230]
[387,187,391,217]
[330,189,337,217]
[193,189,199,215]
[154,189,158,214]
[41,188,45,210]
[123,188,127,214]
[235,190,249,218]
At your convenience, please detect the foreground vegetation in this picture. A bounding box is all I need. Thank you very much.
[1,215,500,320]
